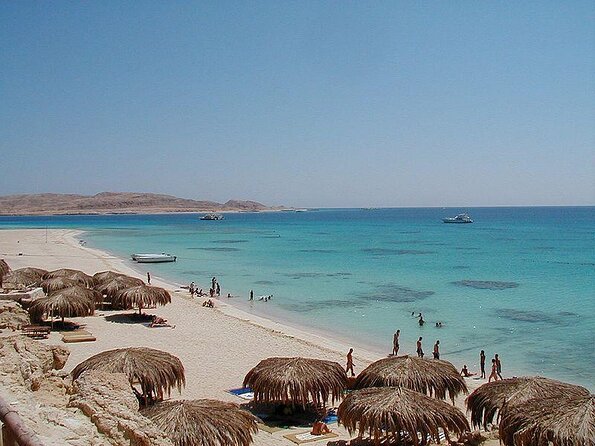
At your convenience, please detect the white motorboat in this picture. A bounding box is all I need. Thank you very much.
[200,213,224,220]
[131,253,177,263]
[442,213,473,224]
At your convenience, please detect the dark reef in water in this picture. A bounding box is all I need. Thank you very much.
[298,249,337,253]
[281,299,365,313]
[191,247,241,252]
[281,271,352,279]
[495,309,577,325]
[453,280,519,290]
[357,283,435,303]
[211,239,248,244]
[254,280,275,285]
[361,248,435,256]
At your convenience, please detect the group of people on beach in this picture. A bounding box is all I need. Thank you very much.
[248,289,273,302]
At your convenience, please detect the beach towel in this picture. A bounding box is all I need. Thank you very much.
[283,431,339,444]
[61,329,96,343]
[227,387,254,400]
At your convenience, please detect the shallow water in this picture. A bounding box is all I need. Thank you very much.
[2,207,593,389]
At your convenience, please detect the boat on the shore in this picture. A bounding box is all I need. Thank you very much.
[131,253,177,263]
[442,213,473,224]
[200,213,224,220]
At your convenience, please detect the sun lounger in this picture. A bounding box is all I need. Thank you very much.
[61,329,96,343]
[283,431,339,444]
[21,325,51,339]
[227,387,254,400]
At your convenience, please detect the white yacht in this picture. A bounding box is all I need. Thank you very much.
[442,213,473,224]
[131,253,177,263]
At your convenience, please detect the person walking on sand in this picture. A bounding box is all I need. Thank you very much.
[346,348,355,377]
[147,272,151,285]
[480,350,486,379]
[416,337,424,358]
[249,290,254,301]
[495,354,503,379]
[392,330,400,356]
[488,358,499,382]
[433,340,440,359]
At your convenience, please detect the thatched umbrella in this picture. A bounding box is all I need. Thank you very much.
[16,267,47,279]
[0,259,10,286]
[50,285,102,304]
[28,292,95,325]
[338,386,470,446]
[93,270,125,285]
[112,285,171,314]
[466,376,590,429]
[243,357,347,408]
[71,347,185,403]
[43,268,96,288]
[499,393,594,446]
[354,355,468,402]
[41,277,79,294]
[142,399,259,446]
[1,269,41,290]
[95,275,144,299]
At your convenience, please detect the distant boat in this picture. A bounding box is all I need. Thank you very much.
[200,213,224,220]
[442,213,473,224]
[131,253,177,263]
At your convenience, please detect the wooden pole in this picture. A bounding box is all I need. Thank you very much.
[0,395,45,446]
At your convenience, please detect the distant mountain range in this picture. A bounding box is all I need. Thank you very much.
[0,192,281,215]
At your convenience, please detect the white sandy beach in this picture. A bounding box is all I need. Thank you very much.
[0,228,488,446]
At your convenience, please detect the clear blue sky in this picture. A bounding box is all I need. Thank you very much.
[1,1,593,207]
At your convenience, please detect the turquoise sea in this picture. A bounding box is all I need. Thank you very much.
[1,207,593,389]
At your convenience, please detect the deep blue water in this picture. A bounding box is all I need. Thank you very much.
[1,207,593,389]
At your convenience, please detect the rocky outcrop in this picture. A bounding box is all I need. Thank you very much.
[69,371,173,446]
[0,300,30,329]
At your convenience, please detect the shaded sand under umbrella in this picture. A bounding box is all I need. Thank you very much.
[28,292,95,326]
[2,269,41,290]
[112,285,171,315]
[95,275,144,299]
[93,270,126,285]
[243,357,347,408]
[71,347,185,404]
[142,399,259,446]
[354,355,468,403]
[43,268,96,288]
[41,277,79,294]
[499,393,594,446]
[466,376,590,429]
[338,386,470,446]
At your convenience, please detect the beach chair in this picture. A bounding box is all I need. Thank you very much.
[61,329,96,343]
[21,325,50,339]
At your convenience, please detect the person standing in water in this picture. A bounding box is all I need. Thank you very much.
[216,282,221,297]
[480,350,486,379]
[392,330,400,356]
[416,337,424,358]
[249,290,254,301]
[495,354,503,379]
[433,340,440,359]
[147,272,151,285]
[346,348,355,377]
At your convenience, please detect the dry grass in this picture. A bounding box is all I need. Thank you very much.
[71,347,185,401]
[338,386,470,446]
[142,399,259,446]
[466,376,590,429]
[28,291,95,322]
[243,357,347,408]
[499,393,594,446]
[95,276,144,298]
[112,285,171,312]
[354,355,468,402]
[43,268,96,288]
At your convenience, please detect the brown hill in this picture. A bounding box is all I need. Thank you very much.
[0,192,277,215]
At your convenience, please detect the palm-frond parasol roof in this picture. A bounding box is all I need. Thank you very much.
[142,399,259,446]
[338,386,470,446]
[243,357,347,407]
[354,355,468,402]
[49,285,102,304]
[43,268,96,287]
[93,270,126,284]
[29,292,95,322]
[2,269,42,289]
[112,285,171,312]
[71,347,185,401]
[466,376,590,429]
[499,393,594,446]
[15,267,47,280]
[41,277,79,294]
[0,259,10,277]
[95,275,144,298]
